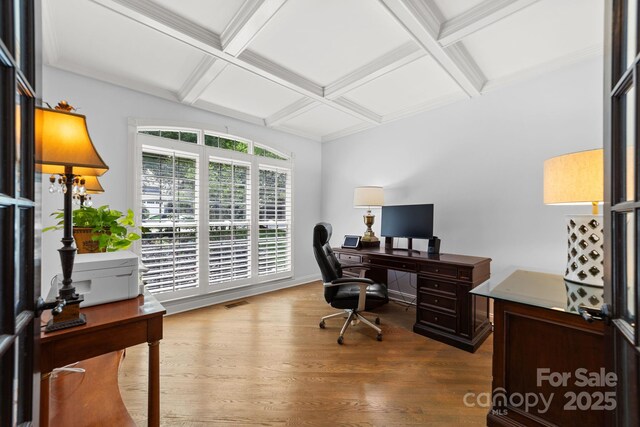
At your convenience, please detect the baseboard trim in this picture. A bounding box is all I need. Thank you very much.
[162,274,321,315]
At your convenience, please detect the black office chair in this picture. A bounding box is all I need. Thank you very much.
[312,222,389,344]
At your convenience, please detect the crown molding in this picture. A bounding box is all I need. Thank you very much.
[221,0,287,56]
[265,98,317,127]
[42,1,60,65]
[48,60,179,104]
[381,92,468,123]
[481,44,603,94]
[178,57,228,104]
[321,122,375,143]
[94,0,222,50]
[438,0,541,47]
[333,98,382,123]
[379,0,482,97]
[324,41,425,100]
[192,99,266,126]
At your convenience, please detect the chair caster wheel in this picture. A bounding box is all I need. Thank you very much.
[376,334,383,341]
[375,317,380,325]
[337,336,344,345]
[319,321,325,329]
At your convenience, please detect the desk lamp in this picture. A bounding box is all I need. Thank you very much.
[36,101,109,331]
[544,149,603,286]
[354,186,384,244]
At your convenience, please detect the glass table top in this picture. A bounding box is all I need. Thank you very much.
[471,268,605,315]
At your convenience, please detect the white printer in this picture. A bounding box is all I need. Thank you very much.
[49,251,140,307]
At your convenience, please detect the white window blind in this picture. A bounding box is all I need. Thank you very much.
[209,159,251,284]
[140,150,199,293]
[258,166,292,276]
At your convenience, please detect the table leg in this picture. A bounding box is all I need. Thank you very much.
[40,372,50,427]
[148,341,160,427]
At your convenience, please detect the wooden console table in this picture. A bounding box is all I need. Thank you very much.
[40,291,165,426]
[333,247,492,352]
[471,270,608,426]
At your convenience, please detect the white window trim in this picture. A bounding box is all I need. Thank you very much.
[128,119,294,303]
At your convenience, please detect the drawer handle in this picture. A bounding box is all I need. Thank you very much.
[402,264,406,268]
[435,268,439,273]
[434,316,439,321]
[434,299,439,303]
[434,284,439,288]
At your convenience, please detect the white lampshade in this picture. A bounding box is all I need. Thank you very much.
[354,186,384,208]
[543,149,603,205]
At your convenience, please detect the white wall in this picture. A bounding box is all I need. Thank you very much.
[322,57,603,294]
[41,66,323,304]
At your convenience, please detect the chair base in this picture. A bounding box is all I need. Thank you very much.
[319,309,382,344]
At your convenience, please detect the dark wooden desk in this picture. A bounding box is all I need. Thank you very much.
[40,292,165,426]
[333,247,492,352]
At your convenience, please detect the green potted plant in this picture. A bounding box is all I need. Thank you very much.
[44,205,141,254]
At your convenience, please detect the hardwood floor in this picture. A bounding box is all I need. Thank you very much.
[118,282,493,426]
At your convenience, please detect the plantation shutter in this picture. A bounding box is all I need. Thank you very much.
[258,166,292,275]
[140,150,199,293]
[209,159,251,284]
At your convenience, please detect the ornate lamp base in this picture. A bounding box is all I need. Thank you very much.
[564,214,603,287]
[361,211,379,242]
[45,297,86,332]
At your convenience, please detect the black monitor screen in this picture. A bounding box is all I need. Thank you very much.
[381,204,434,239]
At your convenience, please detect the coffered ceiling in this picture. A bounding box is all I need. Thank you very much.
[43,0,603,142]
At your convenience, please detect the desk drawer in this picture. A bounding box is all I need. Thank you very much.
[338,253,361,263]
[418,308,457,333]
[418,277,457,296]
[421,263,458,279]
[364,257,416,272]
[419,291,457,313]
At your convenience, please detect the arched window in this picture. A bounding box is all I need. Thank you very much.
[134,126,292,299]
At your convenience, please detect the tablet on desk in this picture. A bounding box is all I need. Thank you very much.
[342,235,361,249]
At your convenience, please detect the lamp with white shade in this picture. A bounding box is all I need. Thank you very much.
[544,148,604,287]
[354,186,384,244]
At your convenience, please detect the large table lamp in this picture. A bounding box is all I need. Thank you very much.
[544,149,604,287]
[36,101,109,331]
[354,186,384,243]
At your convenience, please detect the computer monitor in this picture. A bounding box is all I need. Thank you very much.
[381,204,434,239]
[381,204,434,253]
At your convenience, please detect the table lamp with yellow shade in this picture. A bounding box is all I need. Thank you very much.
[36,101,109,331]
[544,148,603,286]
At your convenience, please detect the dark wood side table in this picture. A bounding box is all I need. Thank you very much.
[40,291,165,426]
[472,270,608,427]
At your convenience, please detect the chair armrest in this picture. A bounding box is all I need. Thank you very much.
[341,264,370,278]
[331,277,374,285]
[324,278,373,311]
[341,264,369,270]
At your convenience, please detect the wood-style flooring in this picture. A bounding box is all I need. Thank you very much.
[118,282,493,426]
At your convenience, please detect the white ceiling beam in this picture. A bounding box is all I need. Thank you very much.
[324,41,426,100]
[221,0,288,56]
[438,0,541,47]
[192,99,266,126]
[332,98,382,123]
[178,57,228,104]
[379,0,483,97]
[265,98,317,127]
[90,0,378,124]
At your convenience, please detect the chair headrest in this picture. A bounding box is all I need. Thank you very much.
[313,222,332,246]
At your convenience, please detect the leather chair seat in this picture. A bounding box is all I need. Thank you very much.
[331,283,388,310]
